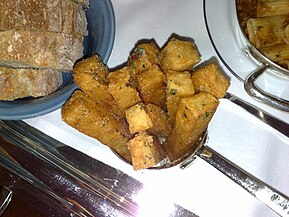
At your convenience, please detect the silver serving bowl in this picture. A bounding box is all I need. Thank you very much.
[235,0,289,111]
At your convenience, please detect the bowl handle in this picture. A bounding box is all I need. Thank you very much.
[244,64,289,112]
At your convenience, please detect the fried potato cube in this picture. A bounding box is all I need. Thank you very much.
[74,55,109,77]
[127,131,165,170]
[125,103,153,134]
[160,37,201,71]
[164,92,219,161]
[167,96,182,125]
[61,90,132,162]
[108,66,142,112]
[146,104,172,137]
[166,70,195,125]
[128,41,161,75]
[73,55,123,117]
[136,64,166,109]
[191,62,230,98]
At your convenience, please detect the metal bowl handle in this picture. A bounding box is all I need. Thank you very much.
[244,64,289,112]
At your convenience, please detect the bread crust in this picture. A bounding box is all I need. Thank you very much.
[0,67,63,100]
[72,0,89,7]
[0,0,87,36]
[0,30,83,71]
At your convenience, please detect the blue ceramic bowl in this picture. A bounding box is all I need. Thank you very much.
[0,0,115,120]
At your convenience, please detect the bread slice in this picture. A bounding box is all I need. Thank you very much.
[0,67,63,100]
[0,0,87,36]
[0,30,83,71]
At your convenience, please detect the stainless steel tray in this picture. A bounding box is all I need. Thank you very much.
[0,120,197,217]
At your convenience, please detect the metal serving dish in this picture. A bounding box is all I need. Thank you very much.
[0,120,201,217]
[204,0,289,112]
[235,0,289,112]
[236,0,289,76]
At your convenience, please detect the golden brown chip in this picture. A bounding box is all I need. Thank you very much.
[125,103,153,134]
[166,70,195,125]
[73,55,123,117]
[62,90,132,162]
[164,92,219,161]
[146,103,172,138]
[160,37,201,71]
[128,41,161,75]
[136,64,166,109]
[191,62,230,98]
[108,66,142,112]
[127,131,165,170]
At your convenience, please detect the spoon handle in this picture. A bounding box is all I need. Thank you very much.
[225,92,289,138]
[198,145,289,217]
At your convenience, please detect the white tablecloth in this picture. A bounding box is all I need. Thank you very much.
[25,1,289,216]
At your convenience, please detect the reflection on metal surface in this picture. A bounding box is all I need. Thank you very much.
[0,120,199,217]
[133,187,176,217]
[0,121,137,217]
[0,187,13,216]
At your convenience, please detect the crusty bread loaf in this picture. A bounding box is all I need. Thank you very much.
[0,67,63,100]
[0,30,83,71]
[0,0,87,36]
[0,0,88,101]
